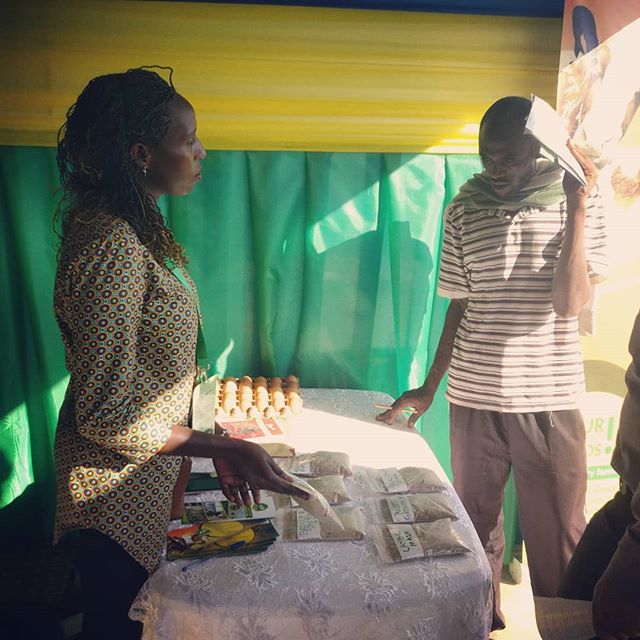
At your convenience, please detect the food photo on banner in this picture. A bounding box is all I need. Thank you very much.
[557,0,640,519]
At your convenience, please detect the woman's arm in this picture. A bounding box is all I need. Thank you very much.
[158,426,308,505]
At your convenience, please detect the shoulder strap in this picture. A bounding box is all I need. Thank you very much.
[165,258,210,382]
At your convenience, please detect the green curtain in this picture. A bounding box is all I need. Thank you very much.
[0,146,483,542]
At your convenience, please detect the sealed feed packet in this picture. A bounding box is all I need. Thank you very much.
[286,451,352,477]
[272,474,351,509]
[368,520,470,563]
[364,493,457,524]
[279,505,366,542]
[284,473,344,531]
[260,442,295,458]
[355,466,446,494]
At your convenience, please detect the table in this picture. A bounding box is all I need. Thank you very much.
[130,389,492,639]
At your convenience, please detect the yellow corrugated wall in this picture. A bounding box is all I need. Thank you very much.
[0,1,561,151]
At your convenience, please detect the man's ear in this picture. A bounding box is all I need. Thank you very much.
[129,142,151,169]
[533,140,542,159]
[524,134,541,158]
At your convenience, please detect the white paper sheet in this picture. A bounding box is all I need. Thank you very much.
[526,95,587,187]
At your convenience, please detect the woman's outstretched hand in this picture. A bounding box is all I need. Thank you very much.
[214,441,308,506]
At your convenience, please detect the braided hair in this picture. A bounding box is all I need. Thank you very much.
[56,67,187,265]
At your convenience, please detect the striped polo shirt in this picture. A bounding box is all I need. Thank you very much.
[438,193,607,413]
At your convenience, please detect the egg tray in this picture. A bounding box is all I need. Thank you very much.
[213,374,302,420]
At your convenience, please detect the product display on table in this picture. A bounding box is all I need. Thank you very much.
[135,390,493,640]
[279,505,367,542]
[355,465,447,494]
[364,493,458,524]
[368,520,470,563]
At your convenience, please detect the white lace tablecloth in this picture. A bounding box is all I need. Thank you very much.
[131,389,492,640]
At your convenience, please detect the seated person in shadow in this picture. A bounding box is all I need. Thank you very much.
[560,308,640,640]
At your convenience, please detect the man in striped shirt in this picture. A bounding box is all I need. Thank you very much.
[378,96,607,630]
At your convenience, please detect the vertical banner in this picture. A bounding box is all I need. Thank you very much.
[557,1,640,518]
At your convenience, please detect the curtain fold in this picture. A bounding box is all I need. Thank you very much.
[0,146,482,541]
[0,147,65,538]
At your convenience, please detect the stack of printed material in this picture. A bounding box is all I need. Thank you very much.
[167,518,279,562]
[182,491,278,524]
[167,474,280,562]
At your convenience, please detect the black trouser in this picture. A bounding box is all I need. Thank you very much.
[64,529,149,640]
[559,487,634,600]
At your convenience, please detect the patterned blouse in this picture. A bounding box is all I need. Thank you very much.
[53,213,199,571]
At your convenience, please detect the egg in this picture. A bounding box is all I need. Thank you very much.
[247,406,261,418]
[279,405,292,419]
[271,388,285,410]
[288,396,303,414]
[239,386,253,401]
[285,383,299,395]
[222,392,237,413]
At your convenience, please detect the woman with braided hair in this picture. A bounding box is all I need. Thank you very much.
[53,68,306,639]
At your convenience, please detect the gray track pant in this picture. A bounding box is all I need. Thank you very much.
[450,404,588,626]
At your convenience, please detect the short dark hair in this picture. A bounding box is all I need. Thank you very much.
[56,67,187,265]
[480,96,532,141]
